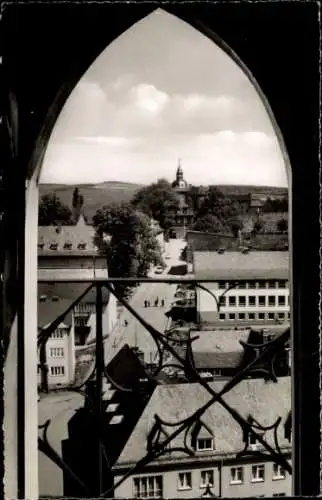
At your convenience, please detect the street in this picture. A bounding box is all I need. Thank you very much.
[104,238,187,364]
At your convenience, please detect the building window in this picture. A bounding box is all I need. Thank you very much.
[238,296,246,307]
[273,494,286,497]
[75,316,88,327]
[228,313,235,320]
[238,313,245,320]
[258,313,265,320]
[230,466,243,484]
[273,463,286,480]
[50,347,64,357]
[238,281,246,289]
[51,330,64,339]
[268,280,276,288]
[258,296,266,307]
[248,280,257,289]
[278,312,285,319]
[178,472,192,490]
[64,241,72,249]
[197,438,214,451]
[50,242,58,250]
[278,296,286,306]
[219,296,227,307]
[50,366,65,376]
[219,313,226,320]
[251,464,265,482]
[258,280,266,289]
[277,280,288,288]
[228,296,236,306]
[268,296,276,306]
[200,470,214,488]
[248,313,255,320]
[78,242,87,250]
[248,296,256,306]
[218,281,226,289]
[268,312,275,320]
[133,476,163,498]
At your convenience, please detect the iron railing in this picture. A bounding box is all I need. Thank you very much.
[37,278,291,498]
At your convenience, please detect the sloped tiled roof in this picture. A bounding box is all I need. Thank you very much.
[38,282,111,305]
[192,329,251,353]
[115,377,291,466]
[38,215,98,256]
[38,297,73,329]
[192,351,243,369]
[193,251,289,279]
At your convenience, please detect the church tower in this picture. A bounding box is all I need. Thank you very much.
[172,159,188,189]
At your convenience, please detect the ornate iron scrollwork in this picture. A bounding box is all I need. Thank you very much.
[38,278,292,498]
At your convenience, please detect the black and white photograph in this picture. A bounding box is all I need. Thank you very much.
[1,3,320,500]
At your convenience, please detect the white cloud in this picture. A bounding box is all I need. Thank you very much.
[131,84,169,114]
[40,11,287,187]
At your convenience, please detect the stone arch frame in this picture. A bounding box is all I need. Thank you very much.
[1,3,319,499]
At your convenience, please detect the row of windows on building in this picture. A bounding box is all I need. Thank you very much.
[218,294,289,308]
[51,330,67,338]
[49,347,64,357]
[37,365,65,376]
[38,241,88,250]
[218,311,290,321]
[218,280,288,290]
[133,463,287,498]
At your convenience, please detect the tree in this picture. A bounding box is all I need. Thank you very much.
[93,203,162,297]
[38,192,73,226]
[192,214,225,234]
[196,186,242,228]
[72,187,84,222]
[253,218,264,234]
[277,218,288,232]
[131,178,180,233]
[229,218,244,238]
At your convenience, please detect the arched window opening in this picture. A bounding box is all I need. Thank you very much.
[12,7,298,500]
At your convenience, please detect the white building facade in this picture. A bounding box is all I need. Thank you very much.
[193,251,290,326]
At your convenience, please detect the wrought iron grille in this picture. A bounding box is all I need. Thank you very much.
[37,278,292,498]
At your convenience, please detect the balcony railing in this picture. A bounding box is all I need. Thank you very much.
[37,277,292,498]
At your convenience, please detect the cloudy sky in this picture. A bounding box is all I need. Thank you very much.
[40,9,287,187]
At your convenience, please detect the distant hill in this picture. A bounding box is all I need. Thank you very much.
[39,181,288,224]
[39,181,143,222]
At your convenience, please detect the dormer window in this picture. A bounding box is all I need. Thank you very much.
[78,242,86,250]
[38,242,44,250]
[191,420,214,452]
[50,241,58,250]
[39,295,47,302]
[64,241,72,250]
[197,438,214,451]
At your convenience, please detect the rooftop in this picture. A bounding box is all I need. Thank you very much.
[192,329,251,353]
[192,351,243,370]
[38,297,73,329]
[38,215,99,256]
[193,251,289,280]
[38,282,111,305]
[116,377,291,467]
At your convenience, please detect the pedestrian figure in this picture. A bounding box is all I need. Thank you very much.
[161,299,165,307]
[144,300,147,308]
[148,300,151,307]
[155,297,159,307]
[124,319,128,327]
